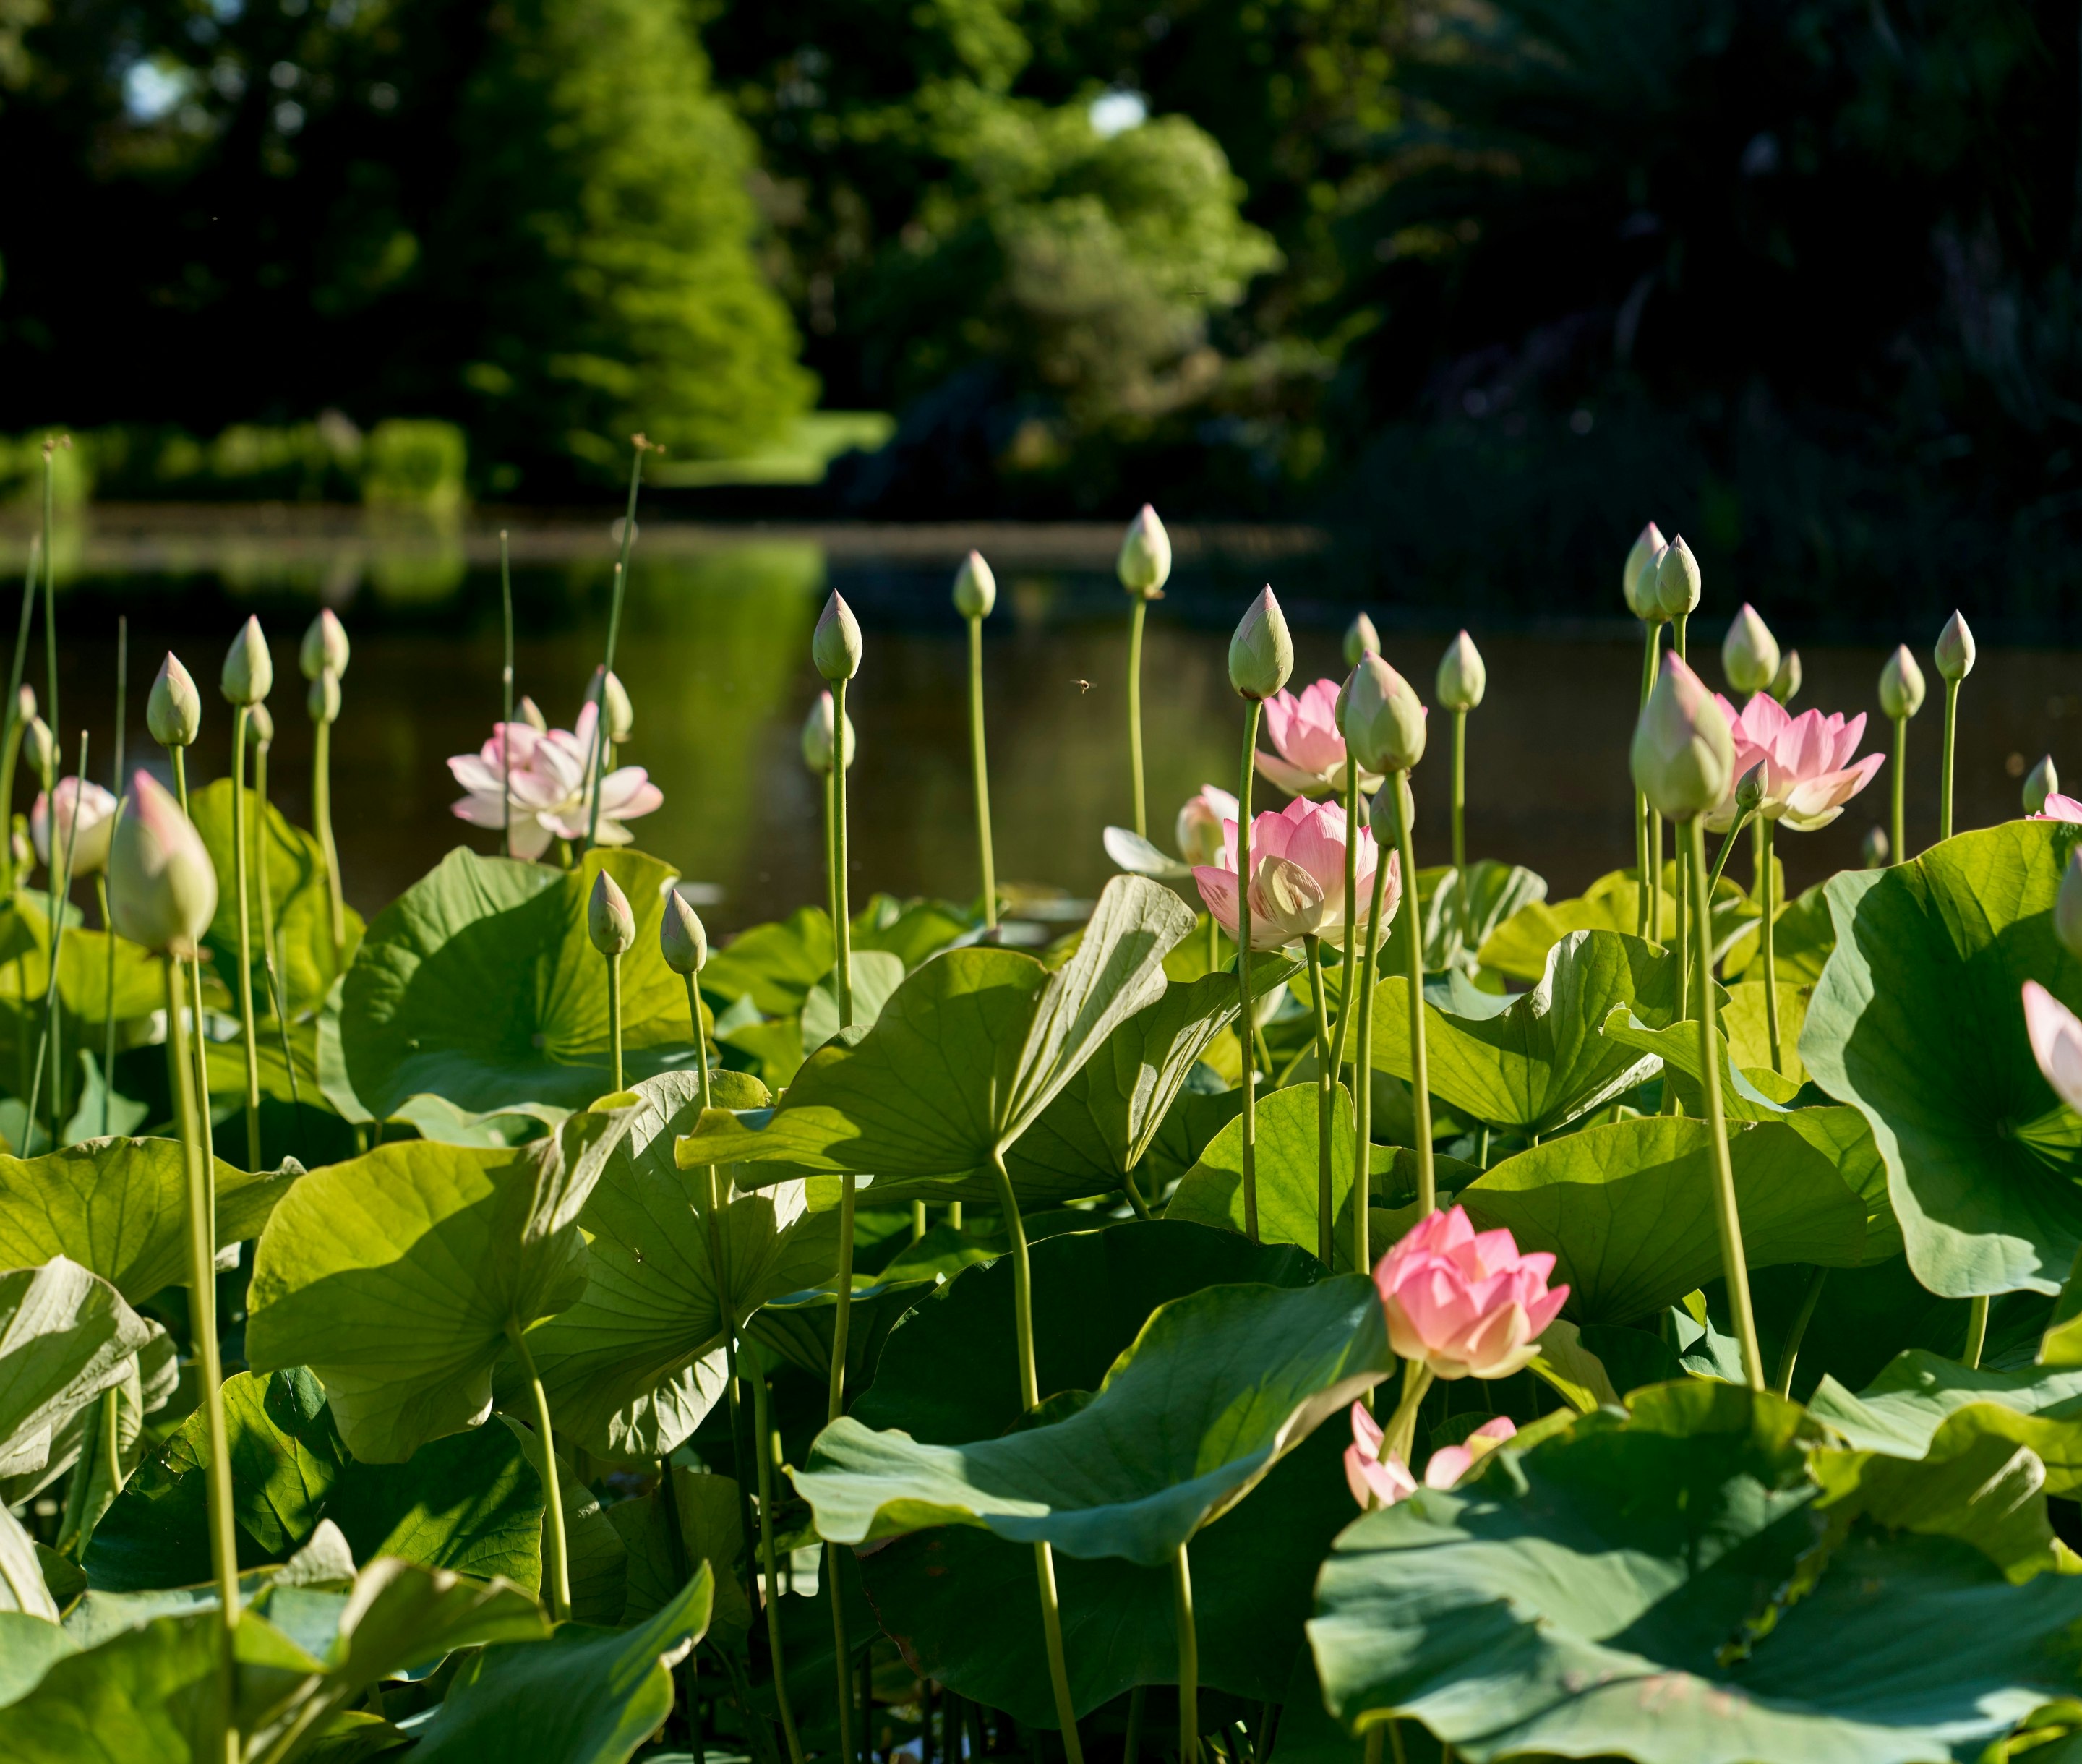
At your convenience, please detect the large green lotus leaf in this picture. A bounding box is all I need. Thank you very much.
[406,1567,712,1764]
[498,1418,627,1624]
[340,845,708,1119]
[1420,860,1547,976]
[1308,1381,2082,1764]
[1370,930,1684,1135]
[507,1073,834,1460]
[1457,1117,1867,1324]
[1476,867,1752,985]
[244,1125,622,1461]
[800,949,907,1054]
[1809,1348,2082,1489]
[0,1259,153,1479]
[797,1272,1392,1563]
[1724,878,1838,985]
[32,1327,176,1552]
[0,1139,293,1301]
[0,1610,75,1705]
[1803,821,2082,1298]
[701,896,971,1021]
[1722,980,1812,1083]
[1,1498,56,1617]
[1165,1082,1358,1267]
[680,875,1194,1202]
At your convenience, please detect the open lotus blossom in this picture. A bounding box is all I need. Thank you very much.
[2023,981,2082,1113]
[1374,1206,1569,1380]
[1192,795,1392,949]
[1256,678,1382,798]
[2034,794,2082,823]
[1706,692,1885,832]
[31,776,119,877]
[448,701,663,860]
[1175,784,1238,868]
[1345,1406,1517,1510]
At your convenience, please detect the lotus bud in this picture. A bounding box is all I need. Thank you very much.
[108,770,218,959]
[1935,611,1976,682]
[1622,521,1667,620]
[1721,604,1779,695]
[249,702,274,747]
[221,615,273,707]
[517,695,548,733]
[13,685,32,727]
[2026,756,2060,817]
[660,889,708,975]
[1879,646,1926,720]
[1342,612,1380,667]
[800,690,856,775]
[299,608,350,682]
[587,666,633,743]
[25,717,54,781]
[2057,852,2082,959]
[1435,630,1486,711]
[953,550,997,620]
[1116,505,1172,599]
[1342,653,1428,775]
[1652,536,1702,622]
[147,654,202,748]
[813,592,863,683]
[1228,587,1293,702]
[587,870,635,957]
[1769,648,1802,705]
[1630,653,1734,822]
[1735,766,1765,815]
[1371,774,1415,849]
[10,823,27,873]
[308,671,340,726]
[1862,824,1890,868]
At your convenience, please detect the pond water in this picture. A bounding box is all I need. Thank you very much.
[12,508,2075,933]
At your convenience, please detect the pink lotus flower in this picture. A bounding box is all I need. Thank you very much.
[32,776,119,878]
[2034,795,2082,824]
[1708,693,1884,832]
[1256,678,1382,798]
[449,701,664,860]
[1343,1405,1517,1510]
[2024,981,2082,1113]
[1374,1206,1568,1380]
[1192,795,1392,949]
[1175,785,1239,868]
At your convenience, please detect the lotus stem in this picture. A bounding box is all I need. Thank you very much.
[1125,1688,1145,1764]
[0,538,39,897]
[1305,933,1333,1264]
[1327,768,1362,1089]
[30,730,87,1148]
[100,1382,121,1497]
[1890,714,1908,865]
[312,709,346,968]
[1236,701,1263,1242]
[504,1319,570,1619]
[231,706,262,1171]
[1351,855,1389,1276]
[1963,1296,1989,1369]
[167,749,218,1186]
[1449,708,1467,876]
[1391,776,1434,1215]
[263,954,299,1113]
[751,1346,806,1764]
[604,949,623,1092]
[1648,808,1663,940]
[1635,625,1657,938]
[254,716,278,982]
[722,1337,758,1622]
[1705,810,1752,901]
[583,443,647,851]
[827,1165,859,1764]
[832,679,853,1031]
[966,613,997,931]
[1127,596,1148,840]
[1938,677,1960,846]
[103,617,125,1136]
[1686,816,1762,1390]
[1173,1544,1199,1764]
[1377,1361,1435,1466]
[500,529,515,860]
[166,951,239,1757]
[1773,1266,1828,1397]
[1760,819,1782,1074]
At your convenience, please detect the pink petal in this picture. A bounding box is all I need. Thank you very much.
[2025,982,2082,1113]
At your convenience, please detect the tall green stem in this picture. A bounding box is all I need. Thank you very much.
[0,539,39,898]
[168,750,217,1184]
[254,731,278,982]
[1449,708,1467,876]
[312,714,345,967]
[505,1322,569,1619]
[1235,701,1263,1241]
[231,707,262,1170]
[500,529,515,860]
[1760,819,1783,1073]
[832,680,853,1031]
[1705,811,1753,899]
[1391,777,1433,1215]
[1173,1545,1199,1764]
[1351,857,1389,1275]
[103,617,125,1136]
[31,732,85,1147]
[605,951,623,1092]
[1938,678,1961,847]
[966,615,996,930]
[1305,934,1333,1264]
[1635,624,1658,937]
[1773,1266,1828,1397]
[751,1348,805,1764]
[1964,1296,1989,1369]
[826,1168,858,1764]
[1126,597,1149,839]
[584,447,646,850]
[1327,768,1362,1089]
[1890,714,1908,864]
[1686,817,1762,1390]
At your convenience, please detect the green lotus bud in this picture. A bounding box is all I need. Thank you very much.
[1630,653,1734,822]
[1735,766,1765,815]
[661,889,708,976]
[1371,774,1415,849]
[249,701,274,747]
[1652,536,1702,622]
[517,695,548,733]
[587,869,635,957]
[1435,630,1486,711]
[12,685,31,727]
[1768,648,1802,705]
[147,654,202,749]
[221,615,273,707]
[1228,587,1293,702]
[813,592,863,683]
[1622,521,1667,620]
[108,769,218,958]
[1341,653,1428,774]
[800,690,856,775]
[1862,824,1890,868]
[587,666,633,742]
[1879,646,1926,720]
[1721,604,1779,695]
[953,550,996,620]
[299,608,350,682]
[2059,851,2082,958]
[307,670,340,726]
[1116,505,1171,599]
[2026,755,2060,816]
[1935,611,1976,682]
[1343,612,1380,667]
[24,716,53,781]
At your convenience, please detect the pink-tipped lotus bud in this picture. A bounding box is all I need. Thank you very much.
[517,695,548,733]
[2026,755,2060,817]
[953,550,997,619]
[1342,612,1379,667]
[1436,630,1486,711]
[1342,653,1427,774]
[32,778,118,878]
[221,615,273,707]
[1228,587,1293,702]
[1116,505,1171,599]
[1879,646,1926,720]
[661,889,708,975]
[1721,604,1779,695]
[1631,653,1734,821]
[147,654,202,748]
[108,770,218,958]
[586,667,633,742]
[1769,648,1802,705]
[800,690,856,776]
[13,685,32,727]
[1935,611,1976,682]
[308,671,340,726]
[587,870,635,957]
[813,592,863,682]
[299,608,350,682]
[25,717,53,781]
[1862,824,1890,868]
[1622,521,1666,619]
[1652,536,1702,622]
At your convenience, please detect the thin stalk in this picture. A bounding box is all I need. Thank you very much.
[584,445,647,850]
[833,680,854,1030]
[1306,935,1334,1264]
[752,1354,805,1764]
[500,529,515,860]
[166,954,239,1760]
[1377,1361,1436,1466]
[1449,708,1467,875]
[0,536,40,896]
[100,1382,122,1497]
[254,726,278,982]
[723,1339,758,1621]
[966,615,996,930]
[1391,777,1434,1215]
[1773,1267,1828,1398]
[826,1169,859,1764]
[1687,817,1763,1390]
[1351,857,1389,1276]
[1126,596,1149,839]
[505,1320,570,1619]
[30,731,87,1148]
[1125,1688,1145,1764]
[231,706,262,1170]
[1236,701,1263,1241]
[1891,714,1908,864]
[1938,678,1960,846]
[312,712,345,967]
[103,617,125,1136]
[41,448,58,792]
[1760,819,1783,1073]
[823,768,839,941]
[168,750,217,1184]
[1705,810,1753,900]
[264,954,299,1113]
[684,972,704,1053]
[1648,808,1663,941]
[1327,768,1362,1088]
[1635,624,1658,938]
[1964,1296,1989,1369]
[1173,1545,1199,1764]
[602,951,623,1091]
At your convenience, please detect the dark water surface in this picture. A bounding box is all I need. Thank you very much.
[12,508,2075,932]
